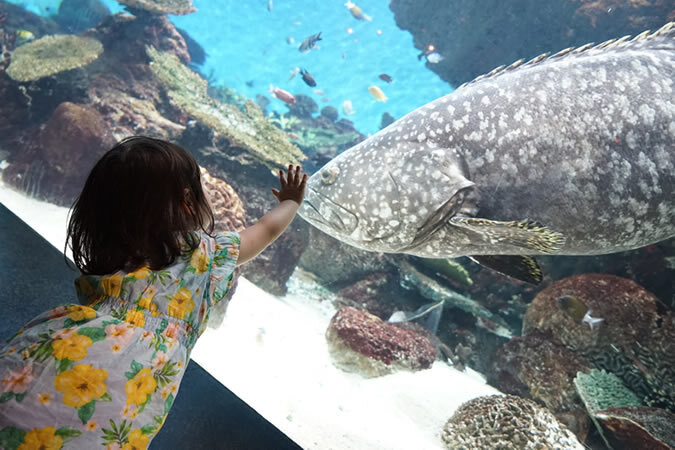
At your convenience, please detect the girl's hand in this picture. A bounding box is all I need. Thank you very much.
[272,165,307,205]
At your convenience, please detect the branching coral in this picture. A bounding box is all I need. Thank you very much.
[6,34,103,82]
[117,0,196,15]
[147,46,305,170]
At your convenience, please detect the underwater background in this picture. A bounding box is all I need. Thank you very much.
[0,0,674,449]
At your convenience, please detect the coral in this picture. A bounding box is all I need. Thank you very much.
[523,274,674,409]
[325,306,435,377]
[86,13,190,65]
[54,0,111,34]
[320,106,338,122]
[293,126,361,154]
[413,257,473,287]
[594,406,675,450]
[268,113,302,131]
[489,332,592,440]
[200,166,246,233]
[2,102,115,204]
[117,0,196,15]
[6,34,103,82]
[0,11,16,73]
[574,369,649,449]
[286,94,317,118]
[574,369,642,414]
[207,83,248,110]
[199,166,245,328]
[398,260,512,338]
[147,46,305,171]
[441,394,583,449]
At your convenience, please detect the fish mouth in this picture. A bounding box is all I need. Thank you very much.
[299,188,358,234]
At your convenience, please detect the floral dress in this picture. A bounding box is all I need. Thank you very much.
[0,231,240,450]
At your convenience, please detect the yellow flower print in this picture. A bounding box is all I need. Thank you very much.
[127,266,150,279]
[17,426,63,450]
[7,347,16,354]
[112,344,122,353]
[126,310,146,328]
[190,248,209,274]
[66,305,97,322]
[100,273,124,298]
[125,368,157,406]
[86,420,98,431]
[38,393,52,405]
[138,296,159,316]
[122,429,149,450]
[176,360,183,369]
[54,364,108,408]
[168,288,194,319]
[52,334,93,361]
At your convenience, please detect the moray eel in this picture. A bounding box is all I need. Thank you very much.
[299,23,675,284]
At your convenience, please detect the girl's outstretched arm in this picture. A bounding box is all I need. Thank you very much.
[236,165,307,266]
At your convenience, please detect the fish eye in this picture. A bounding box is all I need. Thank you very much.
[320,167,340,185]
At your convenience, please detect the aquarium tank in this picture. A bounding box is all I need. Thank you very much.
[0,0,673,448]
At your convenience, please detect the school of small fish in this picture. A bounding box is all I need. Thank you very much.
[266,1,433,117]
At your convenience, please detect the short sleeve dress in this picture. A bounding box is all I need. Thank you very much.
[0,231,239,450]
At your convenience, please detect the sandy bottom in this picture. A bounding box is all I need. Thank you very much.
[0,182,501,449]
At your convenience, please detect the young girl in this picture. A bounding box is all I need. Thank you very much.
[0,136,307,449]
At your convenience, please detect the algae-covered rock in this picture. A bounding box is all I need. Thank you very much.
[441,394,584,449]
[147,46,305,171]
[325,306,435,377]
[6,34,103,82]
[117,0,196,15]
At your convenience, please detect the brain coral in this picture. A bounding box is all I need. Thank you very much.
[441,394,583,449]
[6,34,103,82]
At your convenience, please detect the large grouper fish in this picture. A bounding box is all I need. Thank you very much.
[298,22,675,284]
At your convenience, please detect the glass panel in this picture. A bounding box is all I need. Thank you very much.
[1,1,672,448]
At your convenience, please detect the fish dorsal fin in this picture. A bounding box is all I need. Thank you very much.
[456,21,674,91]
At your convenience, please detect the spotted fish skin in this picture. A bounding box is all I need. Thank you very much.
[299,24,675,258]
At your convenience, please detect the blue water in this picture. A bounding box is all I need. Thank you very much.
[14,0,453,135]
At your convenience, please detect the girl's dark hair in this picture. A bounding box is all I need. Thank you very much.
[66,136,214,275]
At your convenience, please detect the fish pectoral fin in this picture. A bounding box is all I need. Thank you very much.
[401,186,474,252]
[449,216,566,254]
[469,255,543,285]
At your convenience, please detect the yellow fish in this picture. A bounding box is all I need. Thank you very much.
[368,85,387,102]
[15,30,35,45]
[345,1,372,21]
